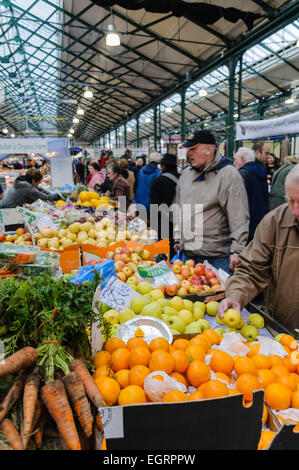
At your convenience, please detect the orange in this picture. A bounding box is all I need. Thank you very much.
[170,372,189,388]
[235,373,261,401]
[291,390,299,409]
[234,356,258,376]
[279,334,298,351]
[185,344,206,362]
[111,347,131,372]
[169,345,175,354]
[277,374,297,392]
[190,335,210,351]
[203,380,229,399]
[257,430,276,450]
[251,354,270,370]
[129,365,150,387]
[203,329,220,345]
[96,377,120,406]
[189,390,204,400]
[126,337,149,351]
[270,365,290,377]
[118,385,147,405]
[129,347,151,368]
[186,360,210,387]
[228,388,241,396]
[163,390,189,403]
[256,369,276,389]
[197,382,208,394]
[172,338,190,351]
[268,355,284,367]
[290,351,299,366]
[93,350,112,368]
[149,350,175,375]
[262,404,268,425]
[114,369,130,389]
[170,350,189,373]
[265,382,292,410]
[290,372,299,385]
[104,337,126,354]
[247,343,260,358]
[149,337,169,353]
[209,350,234,375]
[94,365,115,380]
[283,355,297,373]
[215,372,232,384]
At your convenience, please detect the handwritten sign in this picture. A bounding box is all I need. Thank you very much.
[17,207,38,225]
[99,276,148,312]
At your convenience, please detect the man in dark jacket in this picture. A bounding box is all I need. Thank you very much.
[150,154,180,259]
[234,147,268,243]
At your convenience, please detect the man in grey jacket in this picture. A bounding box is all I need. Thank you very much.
[173,130,249,273]
[0,168,60,208]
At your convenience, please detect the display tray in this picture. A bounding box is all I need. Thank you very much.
[165,289,225,303]
[245,302,297,338]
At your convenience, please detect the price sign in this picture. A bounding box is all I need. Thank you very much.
[99,276,148,312]
[17,207,38,225]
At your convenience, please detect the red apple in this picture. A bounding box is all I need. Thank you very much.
[105,251,115,259]
[181,280,191,290]
[185,259,195,268]
[16,227,26,235]
[189,285,202,294]
[114,254,122,262]
[155,284,165,294]
[206,270,217,279]
[181,267,191,279]
[116,272,126,282]
[172,265,182,274]
[119,254,131,264]
[176,274,183,282]
[194,263,205,276]
[165,284,178,297]
[122,266,133,278]
[115,260,125,272]
[120,247,129,254]
[202,279,211,286]
[177,287,188,296]
[0,233,5,242]
[173,259,184,267]
[191,279,201,285]
[115,246,123,254]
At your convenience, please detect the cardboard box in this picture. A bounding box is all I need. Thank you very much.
[266,408,299,450]
[99,391,265,450]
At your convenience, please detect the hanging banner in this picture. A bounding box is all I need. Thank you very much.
[0,138,48,154]
[236,111,299,140]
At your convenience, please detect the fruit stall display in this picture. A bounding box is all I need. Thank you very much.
[169,259,224,295]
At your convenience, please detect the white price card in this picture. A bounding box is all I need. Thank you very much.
[100,276,148,312]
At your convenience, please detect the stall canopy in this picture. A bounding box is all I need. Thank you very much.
[236,110,299,140]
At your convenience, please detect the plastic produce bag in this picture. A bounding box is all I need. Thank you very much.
[254,336,288,357]
[70,258,116,288]
[143,371,187,402]
[210,332,251,357]
[136,260,179,288]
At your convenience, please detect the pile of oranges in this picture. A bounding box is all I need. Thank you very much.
[92,331,299,449]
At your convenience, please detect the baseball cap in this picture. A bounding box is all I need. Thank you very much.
[180,130,217,149]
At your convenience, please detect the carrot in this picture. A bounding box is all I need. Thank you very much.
[62,371,93,438]
[69,359,106,408]
[0,347,38,377]
[0,370,28,424]
[41,379,81,450]
[34,411,46,447]
[0,419,24,450]
[22,367,41,448]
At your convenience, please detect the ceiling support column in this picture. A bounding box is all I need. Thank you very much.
[226,56,238,160]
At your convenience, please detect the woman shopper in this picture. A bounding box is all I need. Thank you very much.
[87,162,105,190]
[266,153,280,185]
[119,158,135,202]
[106,163,130,210]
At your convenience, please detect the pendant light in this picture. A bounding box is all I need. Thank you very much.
[105,23,120,47]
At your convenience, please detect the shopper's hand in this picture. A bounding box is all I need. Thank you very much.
[229,253,239,272]
[173,241,182,253]
[217,298,241,319]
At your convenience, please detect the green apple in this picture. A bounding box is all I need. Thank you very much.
[206,301,219,316]
[169,296,185,312]
[148,289,165,301]
[141,301,162,318]
[223,308,242,329]
[236,316,245,330]
[130,296,148,314]
[185,321,203,334]
[214,327,225,338]
[127,279,138,290]
[178,309,193,325]
[197,319,210,331]
[274,333,285,342]
[157,298,170,308]
[193,301,206,313]
[118,308,136,324]
[193,308,205,320]
[240,325,259,342]
[170,328,181,336]
[103,309,119,325]
[162,314,186,333]
[183,299,194,312]
[225,328,238,333]
[216,314,225,325]
[247,313,265,329]
[163,306,180,317]
[136,281,153,295]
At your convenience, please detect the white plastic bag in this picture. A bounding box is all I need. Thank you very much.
[256,336,288,357]
[143,371,187,402]
[210,332,250,357]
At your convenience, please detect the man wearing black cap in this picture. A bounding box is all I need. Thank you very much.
[173,130,249,273]
[150,153,180,259]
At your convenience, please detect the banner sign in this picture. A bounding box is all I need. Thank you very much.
[0,138,48,154]
[236,111,299,140]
